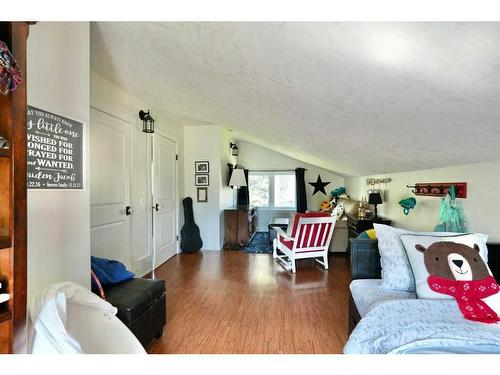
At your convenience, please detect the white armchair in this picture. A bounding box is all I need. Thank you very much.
[273,213,336,273]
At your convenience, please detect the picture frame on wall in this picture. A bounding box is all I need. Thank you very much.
[195,161,210,173]
[195,174,209,186]
[197,187,208,202]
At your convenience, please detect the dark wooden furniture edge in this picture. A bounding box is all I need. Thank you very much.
[348,240,500,335]
[11,22,29,354]
[0,148,10,157]
[348,239,380,335]
[0,21,29,353]
[0,235,11,250]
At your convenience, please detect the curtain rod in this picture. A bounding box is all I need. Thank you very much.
[248,168,307,172]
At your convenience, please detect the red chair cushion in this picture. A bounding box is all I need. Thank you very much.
[278,235,294,250]
[290,212,330,237]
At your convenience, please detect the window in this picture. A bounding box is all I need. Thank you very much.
[249,171,296,209]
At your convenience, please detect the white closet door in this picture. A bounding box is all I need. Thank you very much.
[152,134,178,268]
[89,107,132,269]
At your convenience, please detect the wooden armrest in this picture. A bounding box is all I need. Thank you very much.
[274,226,294,242]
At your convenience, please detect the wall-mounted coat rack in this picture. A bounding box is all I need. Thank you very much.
[406,182,467,198]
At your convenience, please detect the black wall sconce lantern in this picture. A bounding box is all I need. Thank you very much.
[139,110,155,133]
[230,142,238,156]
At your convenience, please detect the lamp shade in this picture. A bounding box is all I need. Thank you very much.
[229,168,247,188]
[368,192,383,205]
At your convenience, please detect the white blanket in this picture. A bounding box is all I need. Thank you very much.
[29,282,118,354]
[344,299,500,354]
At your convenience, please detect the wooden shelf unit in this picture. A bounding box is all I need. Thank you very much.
[0,148,10,157]
[0,236,11,250]
[0,309,12,324]
[0,22,29,354]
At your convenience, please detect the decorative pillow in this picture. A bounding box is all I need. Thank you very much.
[374,224,461,292]
[90,256,135,286]
[400,233,489,299]
[331,203,345,220]
[357,229,377,240]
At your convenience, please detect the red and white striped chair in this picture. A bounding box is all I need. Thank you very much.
[273,212,336,273]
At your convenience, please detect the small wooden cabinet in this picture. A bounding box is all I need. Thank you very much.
[223,207,257,248]
[346,213,391,253]
[346,213,391,239]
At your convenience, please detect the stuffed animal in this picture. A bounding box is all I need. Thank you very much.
[416,241,500,323]
[320,199,331,212]
[331,187,346,198]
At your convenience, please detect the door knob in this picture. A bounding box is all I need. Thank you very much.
[125,206,134,216]
[154,203,159,212]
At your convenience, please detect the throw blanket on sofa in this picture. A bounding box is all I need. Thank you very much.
[344,299,500,354]
[91,256,135,286]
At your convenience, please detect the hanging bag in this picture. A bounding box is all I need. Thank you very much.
[434,186,468,233]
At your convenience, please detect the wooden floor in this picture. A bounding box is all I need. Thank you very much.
[147,250,351,354]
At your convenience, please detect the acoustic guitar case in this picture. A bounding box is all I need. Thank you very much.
[180,197,203,252]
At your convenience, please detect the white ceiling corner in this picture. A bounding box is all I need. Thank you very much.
[91,22,500,176]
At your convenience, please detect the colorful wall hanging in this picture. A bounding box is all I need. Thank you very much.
[0,40,22,95]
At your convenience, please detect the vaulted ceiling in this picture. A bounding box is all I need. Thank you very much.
[91,22,500,176]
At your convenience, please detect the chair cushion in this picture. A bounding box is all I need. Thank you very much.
[278,235,294,250]
[290,212,330,237]
[104,278,165,323]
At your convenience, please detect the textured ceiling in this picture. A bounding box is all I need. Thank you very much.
[91,22,500,176]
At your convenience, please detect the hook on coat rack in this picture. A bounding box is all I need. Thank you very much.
[406,182,467,198]
[406,185,418,194]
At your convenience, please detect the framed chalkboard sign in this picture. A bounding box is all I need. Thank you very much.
[26,106,84,189]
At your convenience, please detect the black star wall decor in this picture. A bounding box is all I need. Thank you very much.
[308,175,331,196]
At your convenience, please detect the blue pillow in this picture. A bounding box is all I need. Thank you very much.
[91,256,135,286]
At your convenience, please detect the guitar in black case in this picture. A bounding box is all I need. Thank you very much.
[180,197,203,252]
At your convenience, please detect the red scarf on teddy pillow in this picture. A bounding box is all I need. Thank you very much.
[428,275,500,324]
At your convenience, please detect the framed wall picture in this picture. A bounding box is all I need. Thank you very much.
[195,174,209,186]
[27,106,84,189]
[197,187,208,202]
[195,161,210,173]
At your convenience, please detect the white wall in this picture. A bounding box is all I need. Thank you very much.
[237,141,345,231]
[184,125,233,250]
[220,129,236,246]
[90,71,185,276]
[345,160,500,242]
[27,23,91,296]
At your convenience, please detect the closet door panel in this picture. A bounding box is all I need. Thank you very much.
[89,107,131,269]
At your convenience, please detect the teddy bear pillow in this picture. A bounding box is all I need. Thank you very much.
[401,234,500,324]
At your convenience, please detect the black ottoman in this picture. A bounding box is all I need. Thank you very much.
[104,278,166,347]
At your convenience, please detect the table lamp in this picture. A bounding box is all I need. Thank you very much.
[229,168,247,247]
[229,168,247,208]
[368,191,383,219]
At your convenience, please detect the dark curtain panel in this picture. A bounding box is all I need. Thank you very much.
[295,168,307,213]
[227,163,234,186]
[237,169,250,208]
